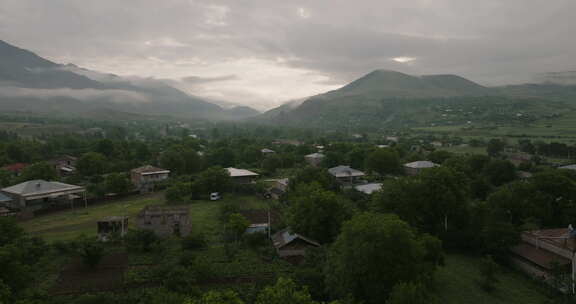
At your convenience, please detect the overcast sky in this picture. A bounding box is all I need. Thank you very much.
[1,0,575,110]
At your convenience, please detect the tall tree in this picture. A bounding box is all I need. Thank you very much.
[287,183,352,243]
[364,148,401,175]
[326,213,439,304]
[77,152,107,176]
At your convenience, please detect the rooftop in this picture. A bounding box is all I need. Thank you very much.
[1,180,84,197]
[226,167,259,177]
[305,153,325,158]
[132,165,170,175]
[328,165,365,178]
[355,183,383,195]
[272,228,320,249]
[404,160,438,169]
[559,164,576,171]
[261,148,275,153]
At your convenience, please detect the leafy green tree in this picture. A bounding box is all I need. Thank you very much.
[289,167,338,192]
[372,167,470,237]
[207,147,235,167]
[480,220,519,263]
[262,155,282,174]
[194,167,232,194]
[364,149,401,175]
[387,282,436,304]
[326,213,437,304]
[427,150,453,165]
[486,139,505,157]
[225,213,249,243]
[0,169,12,187]
[256,277,317,304]
[482,160,516,186]
[77,152,107,176]
[18,162,56,182]
[104,172,131,194]
[77,236,105,269]
[287,183,352,243]
[189,290,245,304]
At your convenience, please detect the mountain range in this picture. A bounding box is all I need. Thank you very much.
[0,40,259,120]
[257,69,576,129]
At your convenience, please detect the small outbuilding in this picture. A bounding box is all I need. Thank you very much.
[261,148,276,154]
[272,228,321,264]
[97,216,129,241]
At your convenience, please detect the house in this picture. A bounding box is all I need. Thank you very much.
[136,205,191,237]
[510,228,576,292]
[1,180,86,211]
[261,148,276,155]
[305,153,325,167]
[508,153,533,166]
[404,161,439,176]
[328,165,366,184]
[0,192,13,207]
[518,171,533,180]
[265,178,289,199]
[227,168,259,184]
[272,228,321,264]
[97,216,129,241]
[51,155,77,176]
[2,163,28,176]
[131,165,170,192]
[559,164,576,171]
[355,183,383,195]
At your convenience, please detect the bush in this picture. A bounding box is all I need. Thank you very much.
[77,237,105,269]
[125,229,162,253]
[182,234,208,251]
[479,255,500,292]
[243,231,268,249]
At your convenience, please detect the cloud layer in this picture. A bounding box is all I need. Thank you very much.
[1,0,575,109]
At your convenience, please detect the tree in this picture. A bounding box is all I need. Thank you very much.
[77,152,107,176]
[482,160,516,186]
[326,213,438,304]
[289,167,338,192]
[372,167,470,238]
[287,183,352,243]
[77,236,105,269]
[486,139,505,157]
[0,169,12,187]
[364,149,400,175]
[104,173,131,194]
[189,290,245,304]
[195,167,232,194]
[18,162,56,182]
[256,277,317,304]
[225,213,249,243]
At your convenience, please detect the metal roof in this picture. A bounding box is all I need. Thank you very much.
[355,183,383,195]
[1,180,84,198]
[305,153,325,158]
[404,160,438,169]
[328,165,365,178]
[0,192,12,202]
[226,167,259,177]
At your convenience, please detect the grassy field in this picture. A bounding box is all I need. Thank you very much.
[20,192,270,242]
[436,254,551,304]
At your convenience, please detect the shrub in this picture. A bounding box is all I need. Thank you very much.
[182,234,208,251]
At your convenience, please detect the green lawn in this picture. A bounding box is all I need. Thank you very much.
[436,254,551,304]
[20,192,270,242]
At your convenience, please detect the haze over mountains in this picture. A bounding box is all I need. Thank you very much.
[0,40,259,120]
[2,40,576,128]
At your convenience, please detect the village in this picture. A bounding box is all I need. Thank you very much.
[1,122,576,304]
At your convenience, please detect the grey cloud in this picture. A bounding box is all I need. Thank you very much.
[1,0,576,107]
[0,86,150,105]
[181,75,239,84]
